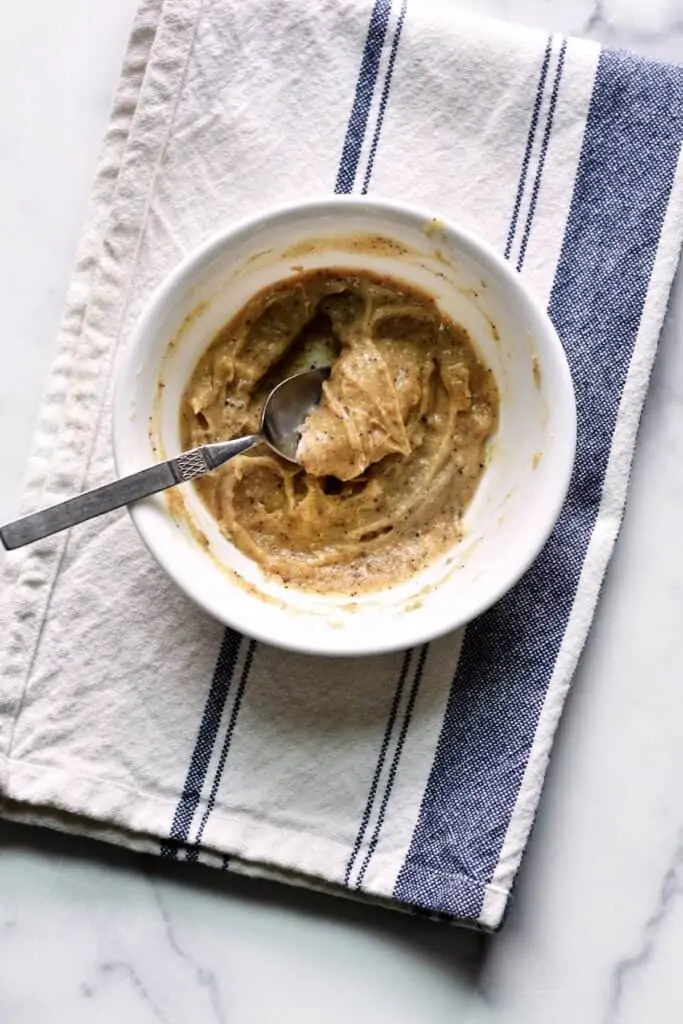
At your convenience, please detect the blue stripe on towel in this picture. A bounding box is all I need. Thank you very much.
[161,628,242,858]
[516,38,567,271]
[335,0,393,193]
[355,644,428,888]
[504,35,553,260]
[345,649,413,886]
[186,640,257,862]
[394,49,683,921]
[361,0,408,194]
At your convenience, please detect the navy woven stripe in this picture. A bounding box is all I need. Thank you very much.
[395,49,683,920]
[504,35,553,260]
[516,38,567,271]
[344,649,413,885]
[161,628,242,859]
[335,0,392,194]
[186,640,257,862]
[361,0,408,194]
[355,644,428,888]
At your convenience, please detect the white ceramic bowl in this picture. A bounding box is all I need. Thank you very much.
[113,197,576,656]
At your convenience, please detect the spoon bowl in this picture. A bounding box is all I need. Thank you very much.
[261,366,330,462]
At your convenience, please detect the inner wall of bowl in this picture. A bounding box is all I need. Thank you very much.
[125,206,558,645]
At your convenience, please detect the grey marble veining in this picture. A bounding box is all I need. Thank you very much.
[3,0,683,1021]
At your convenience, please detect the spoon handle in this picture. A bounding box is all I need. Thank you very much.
[0,435,259,551]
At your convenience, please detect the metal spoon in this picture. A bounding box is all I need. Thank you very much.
[0,366,330,551]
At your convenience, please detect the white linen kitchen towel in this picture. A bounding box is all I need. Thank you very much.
[2,0,683,931]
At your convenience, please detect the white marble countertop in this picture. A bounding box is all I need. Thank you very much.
[3,1,683,1021]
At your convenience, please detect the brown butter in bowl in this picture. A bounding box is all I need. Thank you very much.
[180,268,499,595]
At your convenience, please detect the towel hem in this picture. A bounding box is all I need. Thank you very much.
[0,750,509,928]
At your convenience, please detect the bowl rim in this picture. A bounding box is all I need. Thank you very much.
[112,195,577,656]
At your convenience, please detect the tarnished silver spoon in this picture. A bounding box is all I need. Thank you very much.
[0,366,330,551]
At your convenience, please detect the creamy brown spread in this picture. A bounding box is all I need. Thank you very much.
[180,269,498,594]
